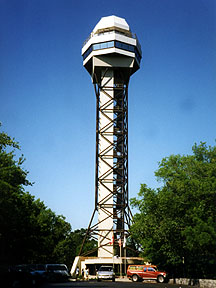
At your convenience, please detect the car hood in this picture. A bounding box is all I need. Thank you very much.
[98,271,113,275]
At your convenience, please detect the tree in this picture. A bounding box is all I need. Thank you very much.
[0,124,97,268]
[0,125,72,265]
[53,229,97,269]
[130,142,216,278]
[0,125,32,263]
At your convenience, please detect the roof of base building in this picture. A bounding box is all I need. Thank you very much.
[93,15,130,34]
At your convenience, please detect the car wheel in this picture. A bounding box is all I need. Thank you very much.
[157,275,165,283]
[132,274,139,282]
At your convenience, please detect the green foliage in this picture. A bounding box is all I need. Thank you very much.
[0,125,95,268]
[130,142,216,278]
[53,229,97,268]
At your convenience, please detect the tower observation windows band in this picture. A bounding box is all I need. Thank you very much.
[83,40,142,63]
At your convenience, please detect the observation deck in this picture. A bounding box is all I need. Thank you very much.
[82,15,142,77]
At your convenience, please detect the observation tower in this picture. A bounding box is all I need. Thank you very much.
[72,15,142,274]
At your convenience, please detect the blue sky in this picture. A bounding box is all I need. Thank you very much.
[1,0,215,230]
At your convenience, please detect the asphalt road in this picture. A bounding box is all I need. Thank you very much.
[41,280,192,288]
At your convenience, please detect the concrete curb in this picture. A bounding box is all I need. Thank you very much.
[115,277,130,282]
[169,278,216,288]
[70,277,216,287]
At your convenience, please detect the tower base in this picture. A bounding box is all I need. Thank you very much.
[70,256,145,278]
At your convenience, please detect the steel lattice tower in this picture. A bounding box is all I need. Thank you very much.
[79,15,142,259]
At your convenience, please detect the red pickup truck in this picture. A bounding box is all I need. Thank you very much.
[127,264,167,283]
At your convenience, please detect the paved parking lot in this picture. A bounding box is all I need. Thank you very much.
[41,279,193,288]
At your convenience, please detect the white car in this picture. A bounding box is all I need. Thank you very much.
[97,266,115,282]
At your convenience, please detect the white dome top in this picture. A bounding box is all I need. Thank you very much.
[93,15,130,34]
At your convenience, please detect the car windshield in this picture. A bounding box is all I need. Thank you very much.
[99,267,113,271]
